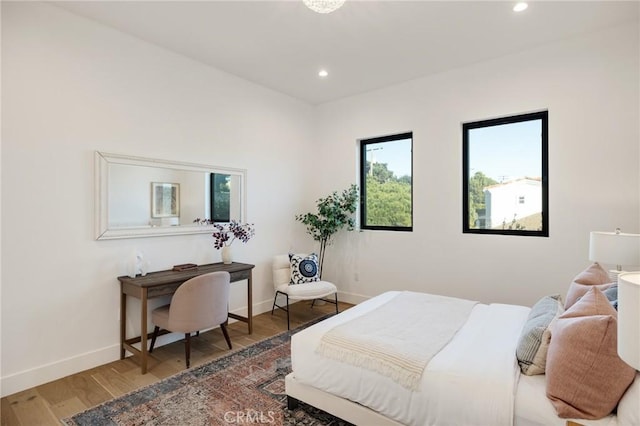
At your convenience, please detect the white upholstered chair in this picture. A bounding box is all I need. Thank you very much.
[271,254,339,329]
[149,271,232,368]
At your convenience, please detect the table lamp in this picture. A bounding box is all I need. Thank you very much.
[589,229,640,283]
[618,272,640,370]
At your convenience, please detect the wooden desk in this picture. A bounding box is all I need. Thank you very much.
[118,261,255,374]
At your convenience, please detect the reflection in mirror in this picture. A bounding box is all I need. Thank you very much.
[211,173,242,222]
[95,152,246,240]
[462,111,548,237]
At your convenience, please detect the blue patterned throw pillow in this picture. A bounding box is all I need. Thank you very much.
[603,284,618,309]
[289,253,320,285]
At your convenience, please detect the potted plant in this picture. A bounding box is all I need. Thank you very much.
[295,184,358,277]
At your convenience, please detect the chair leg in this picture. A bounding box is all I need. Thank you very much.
[220,323,232,350]
[271,293,278,315]
[286,293,290,330]
[184,333,191,368]
[149,326,160,353]
[271,291,291,330]
[335,292,339,314]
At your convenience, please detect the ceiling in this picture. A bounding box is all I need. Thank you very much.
[53,1,639,105]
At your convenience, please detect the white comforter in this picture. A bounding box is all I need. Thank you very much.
[317,292,477,390]
[291,291,530,426]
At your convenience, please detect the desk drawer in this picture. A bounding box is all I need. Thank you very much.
[230,269,251,282]
[148,283,181,298]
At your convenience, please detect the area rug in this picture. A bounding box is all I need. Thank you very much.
[63,316,352,426]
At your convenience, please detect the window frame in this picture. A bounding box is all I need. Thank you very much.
[359,132,413,232]
[462,111,549,237]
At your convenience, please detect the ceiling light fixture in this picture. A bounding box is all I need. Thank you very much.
[513,2,528,12]
[318,69,329,78]
[303,0,345,14]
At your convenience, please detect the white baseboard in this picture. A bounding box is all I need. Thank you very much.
[1,344,120,398]
[0,293,362,398]
[338,291,370,305]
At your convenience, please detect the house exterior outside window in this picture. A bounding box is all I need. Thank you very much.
[484,178,541,229]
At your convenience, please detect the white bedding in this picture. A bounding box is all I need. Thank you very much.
[515,375,617,426]
[290,291,620,426]
[317,292,477,390]
[292,291,528,425]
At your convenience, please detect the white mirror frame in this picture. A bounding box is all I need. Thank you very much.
[95,151,247,240]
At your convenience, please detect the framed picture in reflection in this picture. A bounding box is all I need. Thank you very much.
[151,182,180,218]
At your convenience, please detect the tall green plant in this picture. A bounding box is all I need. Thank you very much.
[296,184,359,278]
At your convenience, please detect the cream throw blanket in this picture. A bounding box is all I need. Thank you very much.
[316,291,477,390]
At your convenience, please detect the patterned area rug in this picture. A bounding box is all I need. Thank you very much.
[63,316,352,426]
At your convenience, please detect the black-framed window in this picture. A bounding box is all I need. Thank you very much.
[360,132,413,231]
[210,173,231,222]
[463,111,548,237]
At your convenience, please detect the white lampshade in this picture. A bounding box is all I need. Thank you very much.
[589,231,640,268]
[618,272,640,370]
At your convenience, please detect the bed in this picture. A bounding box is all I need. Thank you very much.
[287,290,638,426]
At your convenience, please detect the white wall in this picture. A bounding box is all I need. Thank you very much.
[2,2,639,397]
[315,23,640,306]
[1,2,317,396]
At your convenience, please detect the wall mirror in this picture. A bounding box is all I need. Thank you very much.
[95,151,246,240]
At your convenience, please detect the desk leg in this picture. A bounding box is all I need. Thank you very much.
[120,285,126,360]
[140,288,148,374]
[247,275,253,334]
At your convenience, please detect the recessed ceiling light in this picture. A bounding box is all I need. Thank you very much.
[318,69,329,78]
[513,2,528,12]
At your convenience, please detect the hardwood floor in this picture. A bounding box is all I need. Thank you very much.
[1,300,351,426]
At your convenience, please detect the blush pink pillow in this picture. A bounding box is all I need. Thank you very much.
[546,287,636,419]
[564,263,613,309]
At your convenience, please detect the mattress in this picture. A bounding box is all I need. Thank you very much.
[290,291,619,426]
